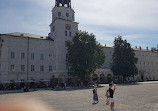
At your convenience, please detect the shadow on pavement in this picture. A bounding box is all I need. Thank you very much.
[117,82,140,86]
[53,85,105,91]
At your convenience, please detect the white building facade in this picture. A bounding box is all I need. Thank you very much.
[0,0,78,83]
[96,46,158,82]
[0,33,55,83]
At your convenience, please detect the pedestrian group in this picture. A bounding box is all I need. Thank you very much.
[93,82,116,111]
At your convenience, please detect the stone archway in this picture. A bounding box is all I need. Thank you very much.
[58,75,66,88]
[100,74,105,84]
[58,75,65,83]
[93,74,98,83]
[141,74,144,81]
[153,76,155,80]
[107,74,112,83]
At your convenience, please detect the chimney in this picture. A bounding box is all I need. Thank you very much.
[151,47,154,52]
[135,46,137,49]
[146,47,148,50]
[139,46,141,50]
[105,44,106,47]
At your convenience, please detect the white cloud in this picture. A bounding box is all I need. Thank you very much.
[74,0,158,30]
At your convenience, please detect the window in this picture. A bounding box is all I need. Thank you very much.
[10,65,14,71]
[58,12,61,17]
[65,31,67,36]
[31,53,35,60]
[66,12,69,17]
[49,54,52,57]
[31,65,35,72]
[21,65,25,72]
[49,66,52,72]
[11,52,15,59]
[21,52,25,59]
[40,66,44,71]
[69,31,71,37]
[40,54,44,60]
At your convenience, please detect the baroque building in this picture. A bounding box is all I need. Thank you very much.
[0,0,78,83]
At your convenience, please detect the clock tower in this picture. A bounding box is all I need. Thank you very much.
[49,0,78,80]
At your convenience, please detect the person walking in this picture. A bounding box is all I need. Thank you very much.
[93,84,99,104]
[109,83,116,111]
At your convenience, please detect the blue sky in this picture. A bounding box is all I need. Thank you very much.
[0,0,158,49]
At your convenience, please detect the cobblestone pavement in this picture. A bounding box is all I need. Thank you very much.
[0,82,158,111]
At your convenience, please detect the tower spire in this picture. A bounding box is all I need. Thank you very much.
[55,0,71,8]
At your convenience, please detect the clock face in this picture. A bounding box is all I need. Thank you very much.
[66,12,69,17]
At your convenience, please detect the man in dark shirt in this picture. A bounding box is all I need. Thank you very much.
[109,83,116,111]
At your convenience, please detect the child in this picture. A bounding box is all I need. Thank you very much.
[105,89,109,105]
[109,83,116,111]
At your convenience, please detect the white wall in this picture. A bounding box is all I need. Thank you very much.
[0,35,55,82]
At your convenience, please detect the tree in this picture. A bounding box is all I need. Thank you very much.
[66,31,106,81]
[111,36,138,80]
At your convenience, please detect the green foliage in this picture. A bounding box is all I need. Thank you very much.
[66,30,106,80]
[111,36,138,79]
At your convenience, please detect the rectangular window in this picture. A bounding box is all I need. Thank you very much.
[65,31,67,36]
[10,65,14,71]
[31,65,35,72]
[31,53,35,60]
[40,54,44,60]
[49,54,52,57]
[40,66,44,71]
[69,31,71,37]
[21,65,25,72]
[49,66,52,72]
[21,52,25,59]
[11,52,15,59]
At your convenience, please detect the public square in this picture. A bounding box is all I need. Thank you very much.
[0,82,158,111]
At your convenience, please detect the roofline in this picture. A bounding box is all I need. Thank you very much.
[103,46,158,53]
[0,34,54,41]
[50,18,79,26]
